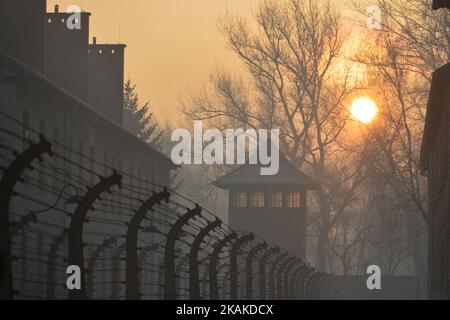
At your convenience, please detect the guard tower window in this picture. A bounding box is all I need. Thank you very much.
[287,192,301,208]
[269,192,283,208]
[249,192,265,208]
[235,191,247,208]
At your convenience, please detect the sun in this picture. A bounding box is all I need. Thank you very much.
[350,98,378,124]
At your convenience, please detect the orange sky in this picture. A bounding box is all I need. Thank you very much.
[47,0,359,124]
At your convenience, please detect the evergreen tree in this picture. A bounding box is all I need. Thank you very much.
[123,79,163,150]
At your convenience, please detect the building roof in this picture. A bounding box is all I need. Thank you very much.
[0,49,177,169]
[213,149,319,190]
[420,62,450,171]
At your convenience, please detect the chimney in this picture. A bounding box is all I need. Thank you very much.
[54,4,59,13]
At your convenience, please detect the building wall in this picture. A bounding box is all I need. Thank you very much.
[428,93,450,299]
[0,59,172,210]
[88,42,126,125]
[0,0,173,300]
[0,59,173,298]
[0,0,46,73]
[46,7,91,101]
[227,187,307,260]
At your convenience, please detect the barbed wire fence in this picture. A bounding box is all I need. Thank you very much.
[0,110,337,300]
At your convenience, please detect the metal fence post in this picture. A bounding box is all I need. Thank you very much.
[230,233,255,299]
[164,204,201,300]
[189,218,221,300]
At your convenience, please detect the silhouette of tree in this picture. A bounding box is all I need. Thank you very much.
[123,79,163,150]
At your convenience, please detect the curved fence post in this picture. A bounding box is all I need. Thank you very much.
[0,136,52,299]
[111,243,126,299]
[291,264,307,299]
[209,233,236,300]
[259,247,279,300]
[269,252,289,299]
[230,233,255,300]
[282,258,300,299]
[300,267,315,299]
[46,230,68,299]
[126,189,170,300]
[87,236,120,299]
[276,256,295,299]
[245,242,267,300]
[68,171,122,299]
[164,204,201,300]
[189,218,221,300]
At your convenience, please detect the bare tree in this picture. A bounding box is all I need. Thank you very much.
[182,0,367,271]
[352,0,450,225]
[349,0,450,278]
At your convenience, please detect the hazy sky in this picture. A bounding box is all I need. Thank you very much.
[47,0,357,124]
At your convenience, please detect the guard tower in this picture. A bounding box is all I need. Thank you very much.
[214,151,318,260]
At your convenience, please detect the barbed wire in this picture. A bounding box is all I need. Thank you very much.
[0,113,320,300]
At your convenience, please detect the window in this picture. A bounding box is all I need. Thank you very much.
[269,192,283,208]
[287,192,301,208]
[235,192,247,208]
[249,192,265,208]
